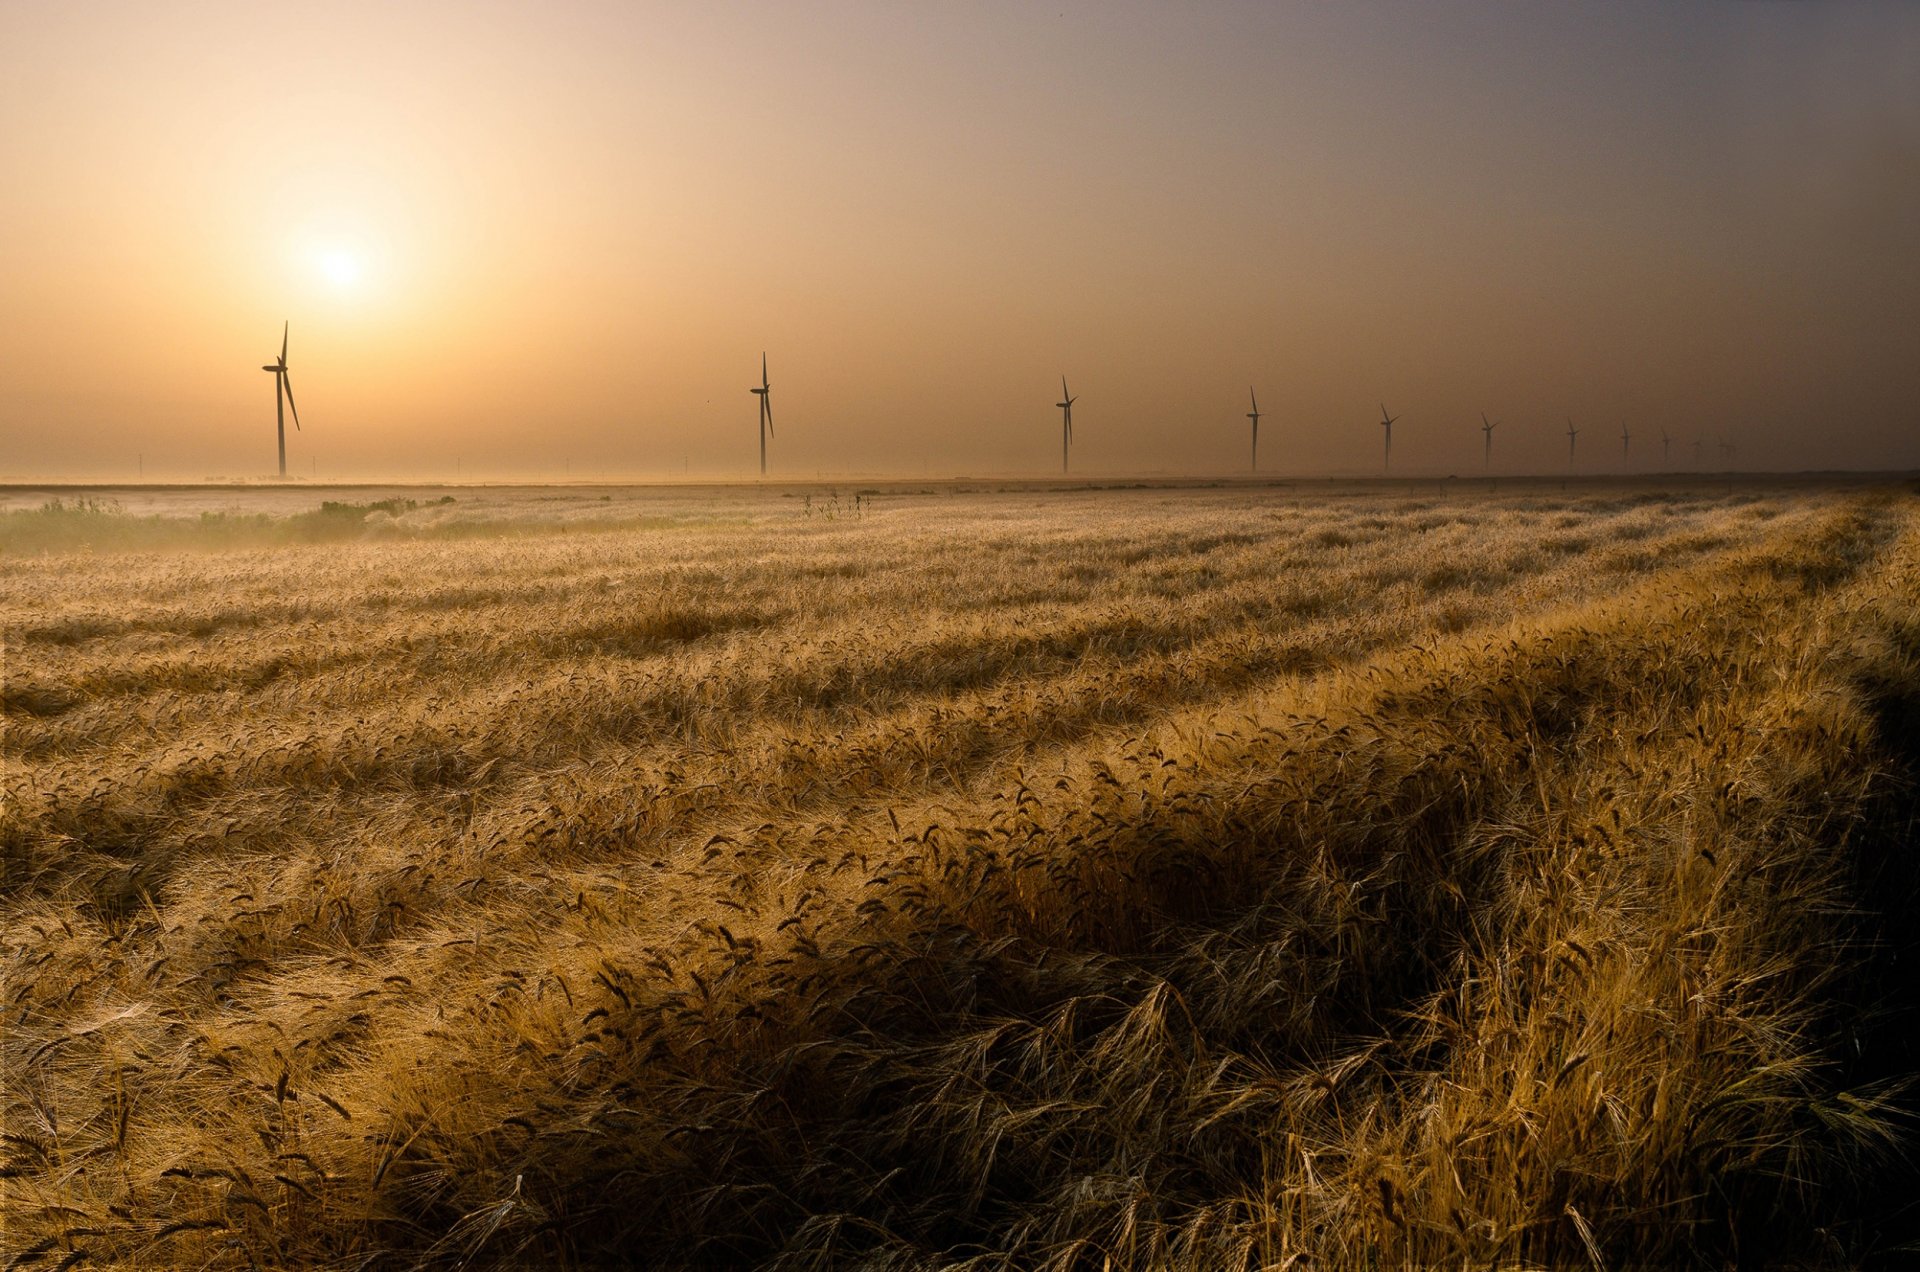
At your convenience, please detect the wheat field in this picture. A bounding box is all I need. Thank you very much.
[4,481,1918,1268]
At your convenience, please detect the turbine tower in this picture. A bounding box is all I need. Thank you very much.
[1565,417,1580,471]
[1379,403,1400,473]
[1481,412,1497,470]
[1660,427,1671,469]
[750,353,773,475]
[1246,388,1262,472]
[261,322,301,479]
[1057,377,1076,474]
[1621,422,1631,466]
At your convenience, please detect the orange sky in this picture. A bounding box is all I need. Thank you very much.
[2,1,1916,479]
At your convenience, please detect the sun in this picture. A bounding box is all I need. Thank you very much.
[317,247,363,290]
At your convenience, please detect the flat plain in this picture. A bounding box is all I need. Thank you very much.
[4,479,1918,1268]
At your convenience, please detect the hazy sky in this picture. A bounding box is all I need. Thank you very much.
[3,1,1916,479]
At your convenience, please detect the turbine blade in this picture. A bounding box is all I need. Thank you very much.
[281,321,289,363]
[281,372,301,431]
[764,396,773,437]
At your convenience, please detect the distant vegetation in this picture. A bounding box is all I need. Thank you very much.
[314,495,457,518]
[3,485,1916,1267]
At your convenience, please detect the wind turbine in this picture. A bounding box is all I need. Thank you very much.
[1719,437,1736,469]
[1379,403,1399,473]
[1481,413,1497,470]
[261,322,301,478]
[1565,417,1580,471]
[750,353,773,475]
[1246,388,1262,472]
[1621,422,1631,466]
[1057,377,1076,474]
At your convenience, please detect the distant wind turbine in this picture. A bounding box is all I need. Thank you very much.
[1660,426,1671,469]
[1481,413,1497,470]
[1379,404,1399,473]
[1565,417,1580,471]
[1246,388,1262,472]
[1719,437,1736,469]
[750,353,773,475]
[1621,422,1631,466]
[1057,377,1076,474]
[1693,437,1704,468]
[260,322,302,478]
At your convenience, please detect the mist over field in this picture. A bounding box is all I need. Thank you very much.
[6,480,1919,1266]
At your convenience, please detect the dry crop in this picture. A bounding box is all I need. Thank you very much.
[4,481,1917,1268]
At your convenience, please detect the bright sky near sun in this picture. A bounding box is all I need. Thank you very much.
[2,1,1916,479]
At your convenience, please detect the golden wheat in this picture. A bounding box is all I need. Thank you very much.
[3,482,1915,1268]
